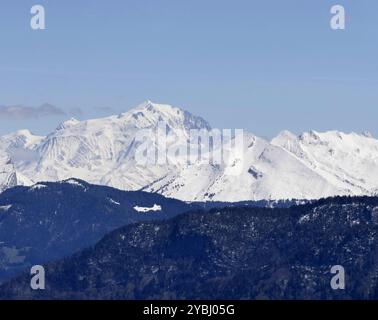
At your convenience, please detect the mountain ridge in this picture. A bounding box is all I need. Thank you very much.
[1,100,378,201]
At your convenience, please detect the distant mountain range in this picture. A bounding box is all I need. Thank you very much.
[1,100,378,201]
[0,179,196,283]
[2,101,378,300]
[2,195,378,300]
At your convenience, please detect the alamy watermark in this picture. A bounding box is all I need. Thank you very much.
[30,5,46,30]
[330,265,345,290]
[330,5,346,30]
[134,121,245,176]
[29,4,346,31]
[30,265,45,290]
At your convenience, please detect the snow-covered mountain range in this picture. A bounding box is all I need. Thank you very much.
[1,100,378,201]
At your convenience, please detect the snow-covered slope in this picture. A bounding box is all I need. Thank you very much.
[1,100,378,201]
[271,130,378,197]
[0,101,211,194]
[143,132,343,201]
[0,152,17,193]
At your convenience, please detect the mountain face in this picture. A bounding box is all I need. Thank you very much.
[0,101,213,193]
[0,179,195,283]
[271,130,378,196]
[2,196,378,300]
[1,100,378,201]
[0,152,17,193]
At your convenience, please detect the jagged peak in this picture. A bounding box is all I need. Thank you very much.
[293,130,378,146]
[118,101,211,131]
[298,130,322,142]
[273,129,377,144]
[56,118,80,131]
[271,130,297,143]
[131,100,183,116]
[361,131,373,138]
[3,129,42,139]
[14,129,33,136]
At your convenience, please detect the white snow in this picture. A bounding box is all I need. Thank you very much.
[108,198,120,205]
[133,204,162,213]
[2,100,378,201]
[29,183,47,191]
[298,214,311,224]
[0,151,17,193]
[64,179,85,188]
[0,205,12,212]
[15,172,34,186]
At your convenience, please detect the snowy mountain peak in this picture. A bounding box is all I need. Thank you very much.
[295,130,375,144]
[14,129,33,137]
[362,131,373,138]
[56,118,80,131]
[117,100,211,131]
[0,129,44,150]
[130,100,184,121]
[2,100,378,202]
[134,100,172,112]
[271,130,296,144]
[298,130,322,143]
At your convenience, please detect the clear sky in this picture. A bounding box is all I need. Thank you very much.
[0,0,377,138]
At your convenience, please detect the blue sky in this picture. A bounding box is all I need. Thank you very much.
[0,0,377,138]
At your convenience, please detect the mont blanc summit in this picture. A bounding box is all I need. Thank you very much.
[1,101,378,201]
